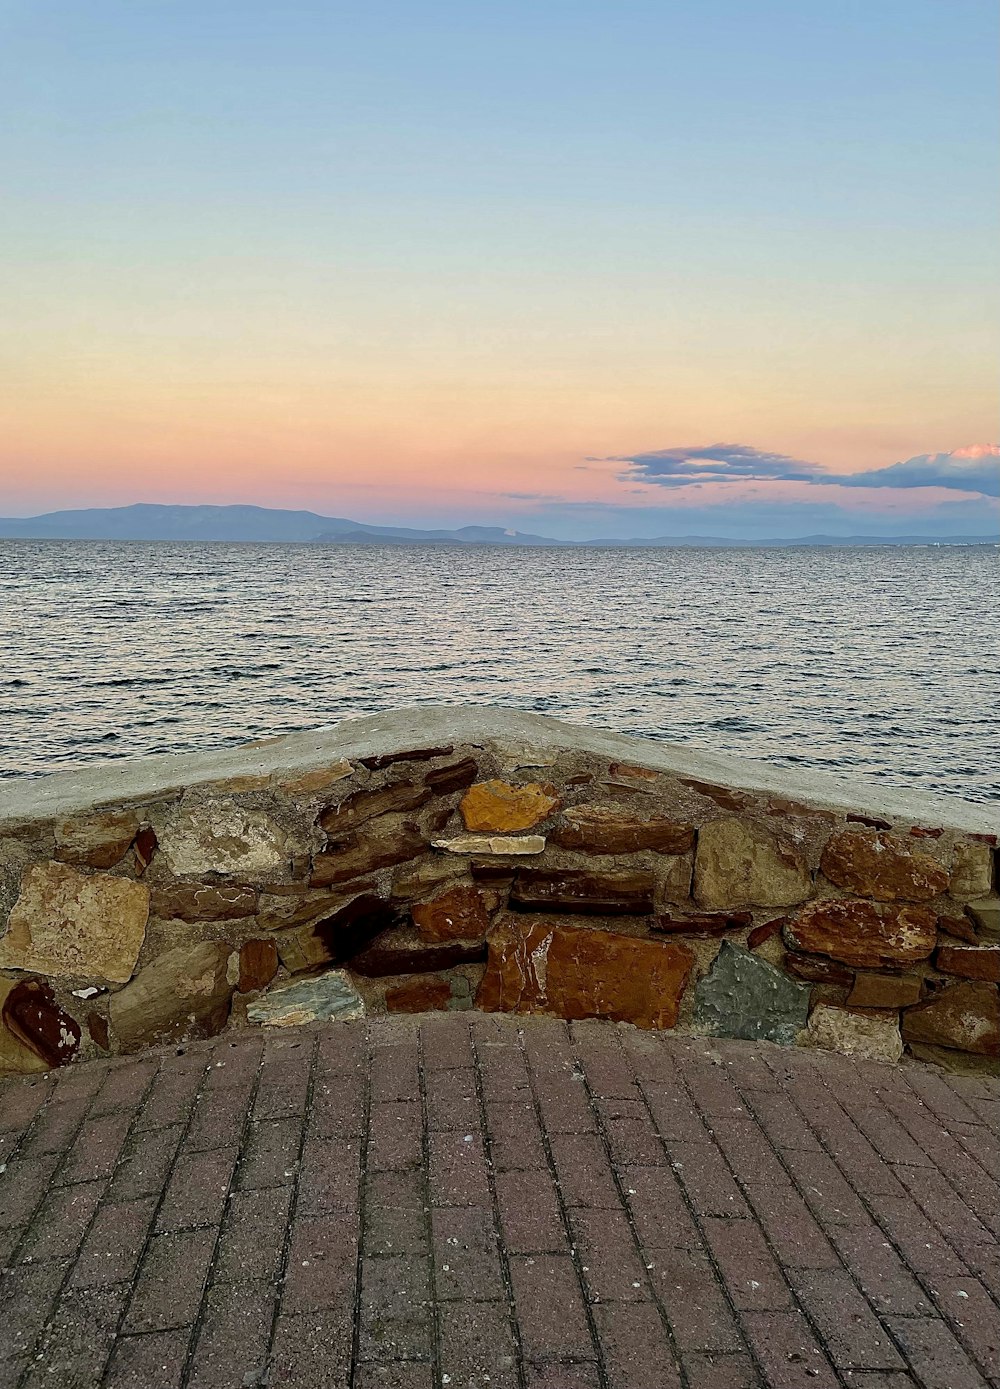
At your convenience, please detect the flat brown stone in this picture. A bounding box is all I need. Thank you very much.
[509,868,655,915]
[109,941,234,1052]
[847,813,893,830]
[847,972,923,1009]
[938,914,979,944]
[786,899,937,969]
[54,810,140,869]
[360,745,454,770]
[0,862,149,985]
[679,779,749,813]
[150,881,259,922]
[384,974,469,1013]
[310,824,428,886]
[238,939,279,992]
[272,758,353,796]
[650,911,752,937]
[784,952,855,988]
[477,918,693,1029]
[412,885,490,942]
[87,1010,110,1051]
[256,888,355,932]
[935,943,1000,983]
[551,805,694,855]
[460,780,559,833]
[820,828,949,902]
[423,757,479,793]
[390,859,467,900]
[349,932,487,977]
[693,818,813,910]
[902,981,1000,1056]
[0,977,80,1068]
[318,782,431,835]
[746,917,788,950]
[274,893,396,972]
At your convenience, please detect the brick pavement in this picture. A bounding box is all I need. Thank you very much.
[1,1014,999,1389]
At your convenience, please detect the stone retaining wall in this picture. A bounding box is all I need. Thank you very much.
[1,708,998,1075]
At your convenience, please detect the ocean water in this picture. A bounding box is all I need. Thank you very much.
[1,539,997,802]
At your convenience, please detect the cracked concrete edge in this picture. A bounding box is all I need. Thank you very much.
[1,704,997,835]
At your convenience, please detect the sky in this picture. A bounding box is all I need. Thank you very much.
[0,0,997,540]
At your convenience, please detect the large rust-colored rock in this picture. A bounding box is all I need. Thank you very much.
[109,941,234,1052]
[551,805,694,856]
[477,919,693,1030]
[786,900,937,969]
[238,939,279,992]
[310,824,428,887]
[819,828,949,902]
[159,802,289,877]
[847,972,923,1009]
[274,893,395,972]
[384,974,472,1013]
[150,881,258,922]
[412,885,490,942]
[693,819,813,910]
[459,781,559,833]
[935,944,1000,983]
[54,811,139,869]
[0,862,149,984]
[950,842,994,901]
[318,782,431,835]
[509,868,655,915]
[0,977,80,1068]
[902,981,1000,1056]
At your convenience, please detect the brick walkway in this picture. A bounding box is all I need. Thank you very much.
[1,1017,999,1389]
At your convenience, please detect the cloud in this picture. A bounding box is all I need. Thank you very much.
[606,443,1000,496]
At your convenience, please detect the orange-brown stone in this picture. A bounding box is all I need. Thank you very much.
[384,975,457,1013]
[318,782,431,835]
[902,981,1000,1056]
[747,917,788,950]
[239,939,280,992]
[509,868,655,915]
[53,810,140,869]
[477,918,694,1030]
[150,881,259,922]
[786,900,937,969]
[310,824,428,886]
[847,972,923,1009]
[459,780,559,833]
[651,911,752,937]
[938,914,979,944]
[412,885,490,942]
[935,943,1000,983]
[551,806,694,855]
[784,952,854,988]
[1,978,80,1068]
[820,828,949,902]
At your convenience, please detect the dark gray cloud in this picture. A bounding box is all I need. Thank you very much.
[604,443,999,496]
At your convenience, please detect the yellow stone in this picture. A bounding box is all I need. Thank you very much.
[459,780,559,833]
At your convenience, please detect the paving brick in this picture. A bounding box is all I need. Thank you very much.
[123,1227,217,1332]
[827,1222,933,1317]
[268,1307,353,1386]
[486,1098,548,1170]
[363,1170,427,1256]
[668,1139,750,1217]
[90,1059,158,1116]
[523,1365,601,1389]
[893,1163,992,1250]
[593,1300,682,1388]
[282,1212,358,1313]
[708,1114,794,1188]
[370,1044,421,1104]
[0,1153,58,1230]
[133,1062,205,1131]
[571,1206,650,1302]
[875,1194,970,1275]
[255,1046,313,1120]
[21,1284,125,1387]
[574,1031,639,1099]
[439,1299,520,1388]
[640,1078,712,1145]
[431,1205,505,1301]
[107,1122,183,1203]
[16,1096,89,1159]
[739,1088,822,1151]
[185,1083,254,1153]
[602,1106,667,1166]
[548,1133,621,1209]
[509,1254,595,1361]
[479,1047,533,1105]
[739,1308,840,1388]
[648,1245,745,1354]
[57,1109,133,1184]
[70,1194,158,1288]
[297,1136,361,1215]
[0,1077,52,1133]
[621,1163,702,1251]
[742,1183,839,1270]
[428,1129,491,1206]
[156,1144,238,1232]
[778,1144,870,1226]
[186,1280,276,1389]
[307,1073,365,1139]
[923,1274,1000,1380]
[885,1315,991,1389]
[359,1253,432,1360]
[495,1168,566,1254]
[236,1116,302,1190]
[0,1260,69,1363]
[702,1214,794,1311]
[532,1080,598,1135]
[788,1266,905,1370]
[17,1177,105,1263]
[214,1185,292,1284]
[104,1327,191,1389]
[370,1101,423,1171]
[682,1349,761,1388]
[421,1012,476,1070]
[424,1066,479,1132]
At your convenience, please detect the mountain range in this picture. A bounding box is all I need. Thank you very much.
[0,503,995,547]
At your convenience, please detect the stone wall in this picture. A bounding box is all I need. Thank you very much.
[1,708,998,1076]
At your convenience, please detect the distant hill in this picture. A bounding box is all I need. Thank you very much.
[0,502,995,547]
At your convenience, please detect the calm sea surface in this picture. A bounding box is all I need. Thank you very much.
[1,540,997,802]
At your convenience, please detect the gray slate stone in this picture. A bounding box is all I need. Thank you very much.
[246,970,365,1027]
[693,941,811,1045]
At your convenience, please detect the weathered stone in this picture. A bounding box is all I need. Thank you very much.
[807,1004,903,1064]
[54,811,139,869]
[390,859,467,900]
[0,978,50,1074]
[310,824,428,887]
[847,813,893,830]
[967,899,1000,938]
[477,919,693,1030]
[109,941,233,1052]
[786,900,937,969]
[274,893,395,973]
[460,781,559,833]
[87,1010,110,1051]
[360,745,453,770]
[847,973,923,1009]
[0,862,149,984]
[433,835,545,856]
[133,826,158,875]
[651,911,752,937]
[384,974,473,1013]
[551,805,694,856]
[905,1043,1000,1077]
[950,843,994,901]
[256,889,353,932]
[819,828,949,902]
[935,944,1000,983]
[909,826,945,839]
[349,933,487,977]
[902,981,1000,1056]
[159,803,288,877]
[509,868,655,915]
[412,885,490,942]
[238,939,279,992]
[318,782,431,835]
[273,759,353,796]
[658,853,693,905]
[747,917,787,950]
[693,819,813,910]
[693,942,811,1044]
[424,758,479,793]
[246,970,365,1026]
[0,977,80,1068]
[608,762,659,782]
[938,914,979,944]
[150,881,258,922]
[784,952,855,989]
[680,780,749,813]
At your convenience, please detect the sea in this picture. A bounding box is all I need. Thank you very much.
[2,540,997,803]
